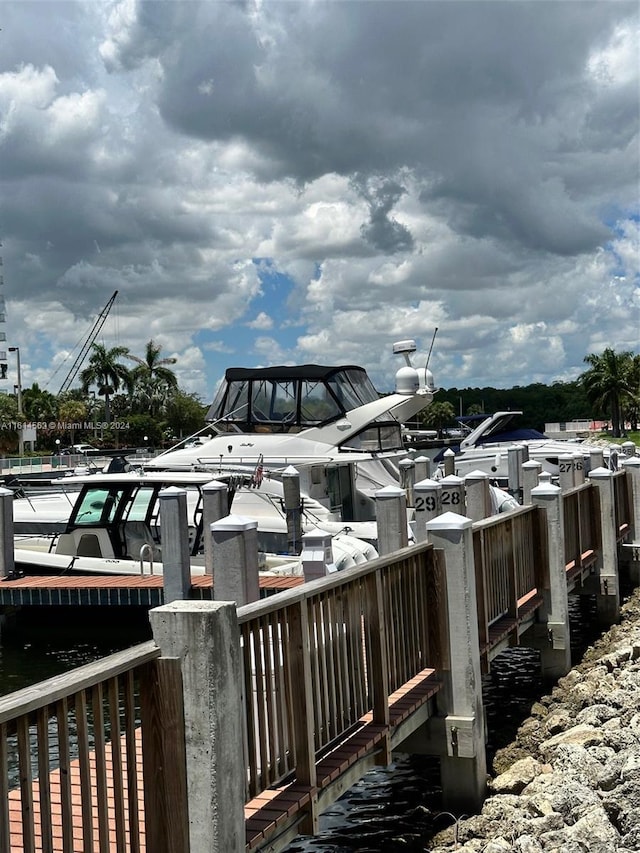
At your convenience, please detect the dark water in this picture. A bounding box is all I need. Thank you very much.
[0,606,152,697]
[0,593,613,852]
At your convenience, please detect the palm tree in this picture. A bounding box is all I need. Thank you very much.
[581,348,633,438]
[627,354,640,431]
[420,400,457,438]
[22,382,58,421]
[128,340,178,417]
[79,343,132,425]
[58,399,88,448]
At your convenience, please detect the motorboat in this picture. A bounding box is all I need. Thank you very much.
[11,469,379,578]
[433,411,636,482]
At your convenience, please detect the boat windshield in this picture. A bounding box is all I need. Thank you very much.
[207,365,380,432]
[339,422,405,452]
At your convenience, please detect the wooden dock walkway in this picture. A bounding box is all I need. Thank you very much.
[0,573,302,608]
[5,669,441,852]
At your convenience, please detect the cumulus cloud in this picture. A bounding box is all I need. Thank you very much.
[0,0,637,400]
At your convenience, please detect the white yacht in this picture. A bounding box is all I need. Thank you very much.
[145,339,436,525]
[433,410,635,481]
[11,339,436,576]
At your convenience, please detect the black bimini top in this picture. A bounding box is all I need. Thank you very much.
[206,364,380,431]
[223,365,362,382]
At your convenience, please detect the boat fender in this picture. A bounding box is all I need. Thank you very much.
[490,486,519,514]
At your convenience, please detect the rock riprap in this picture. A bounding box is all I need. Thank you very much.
[430,589,640,852]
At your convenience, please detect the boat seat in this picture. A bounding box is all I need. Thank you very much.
[55,528,115,559]
[76,534,102,557]
[123,521,161,561]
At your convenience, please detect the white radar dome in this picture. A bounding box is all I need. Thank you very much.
[395,365,420,395]
[416,367,436,392]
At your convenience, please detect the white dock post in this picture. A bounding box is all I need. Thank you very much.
[0,487,15,580]
[558,454,575,492]
[622,457,640,584]
[425,512,487,813]
[622,440,637,458]
[464,470,492,522]
[283,466,303,555]
[413,478,442,543]
[301,528,335,581]
[159,486,192,603]
[590,448,605,473]
[521,460,542,505]
[399,458,416,507]
[202,480,228,575]
[531,482,572,679]
[414,455,431,482]
[589,467,620,624]
[211,515,260,606]
[439,474,465,516]
[573,452,586,485]
[443,448,456,477]
[375,485,408,555]
[149,601,244,852]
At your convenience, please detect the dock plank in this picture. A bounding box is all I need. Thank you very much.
[0,573,303,607]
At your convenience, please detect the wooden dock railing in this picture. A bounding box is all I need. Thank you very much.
[237,542,445,800]
[563,482,599,579]
[0,641,189,853]
[472,505,546,666]
[0,465,637,852]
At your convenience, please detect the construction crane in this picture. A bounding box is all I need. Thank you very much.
[57,290,119,395]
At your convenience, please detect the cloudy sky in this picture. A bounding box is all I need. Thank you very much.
[0,0,638,403]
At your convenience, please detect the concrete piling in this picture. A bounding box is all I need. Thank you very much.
[557,454,575,492]
[413,478,442,543]
[283,466,303,555]
[464,470,492,522]
[531,482,571,679]
[210,515,260,606]
[375,485,408,555]
[399,458,416,507]
[589,467,620,624]
[622,456,640,583]
[0,487,15,581]
[413,455,431,482]
[443,448,456,477]
[439,474,465,516]
[521,460,542,505]
[149,601,245,852]
[425,511,487,814]
[202,479,228,575]
[158,487,192,603]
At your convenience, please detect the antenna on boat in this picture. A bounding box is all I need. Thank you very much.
[425,327,438,371]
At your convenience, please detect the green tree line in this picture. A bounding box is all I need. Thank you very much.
[418,348,639,438]
[0,340,207,454]
[1,344,638,454]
